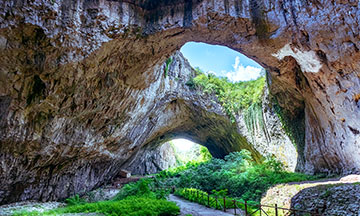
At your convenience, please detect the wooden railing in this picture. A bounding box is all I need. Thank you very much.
[175,188,321,216]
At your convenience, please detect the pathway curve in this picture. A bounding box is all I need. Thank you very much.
[168,194,244,216]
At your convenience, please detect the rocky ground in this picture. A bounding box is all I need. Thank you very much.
[261,175,360,216]
[0,181,127,215]
[0,201,65,216]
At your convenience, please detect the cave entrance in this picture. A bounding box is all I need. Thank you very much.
[128,138,211,175]
[169,138,212,166]
[128,42,269,175]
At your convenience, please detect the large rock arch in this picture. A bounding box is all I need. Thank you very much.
[0,0,359,204]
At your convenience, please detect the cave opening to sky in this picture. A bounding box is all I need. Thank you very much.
[169,138,212,166]
[180,42,264,81]
[170,42,266,152]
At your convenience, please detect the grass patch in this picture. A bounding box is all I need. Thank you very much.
[14,179,179,216]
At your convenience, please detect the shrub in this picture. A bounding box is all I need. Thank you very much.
[65,194,86,206]
[113,179,152,200]
[15,195,179,216]
[188,68,266,122]
[156,150,320,202]
[175,188,258,214]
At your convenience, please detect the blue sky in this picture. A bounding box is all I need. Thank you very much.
[180,42,263,81]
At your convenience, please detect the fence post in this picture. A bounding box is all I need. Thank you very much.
[223,196,226,212]
[197,190,199,202]
[216,196,218,209]
[315,208,320,216]
[245,201,248,216]
[275,204,278,216]
[233,200,236,215]
[207,194,210,207]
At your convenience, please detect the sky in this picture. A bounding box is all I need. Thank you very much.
[180,42,263,82]
[172,139,196,151]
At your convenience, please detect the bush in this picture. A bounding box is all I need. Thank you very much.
[15,178,179,216]
[175,188,258,214]
[65,194,86,206]
[114,179,152,200]
[15,195,179,216]
[188,68,266,122]
[156,150,320,202]
[43,196,179,216]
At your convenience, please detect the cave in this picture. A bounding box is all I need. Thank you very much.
[129,138,212,175]
[0,0,359,204]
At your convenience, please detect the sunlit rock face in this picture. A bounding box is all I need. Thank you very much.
[0,0,359,204]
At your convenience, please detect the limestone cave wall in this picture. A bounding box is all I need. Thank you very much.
[0,0,359,204]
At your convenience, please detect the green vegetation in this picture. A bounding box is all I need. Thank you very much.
[14,197,179,216]
[186,68,265,122]
[164,57,173,77]
[169,141,212,166]
[14,179,179,216]
[175,188,258,214]
[65,194,86,206]
[13,152,322,216]
[244,102,264,140]
[272,98,305,150]
[154,150,320,203]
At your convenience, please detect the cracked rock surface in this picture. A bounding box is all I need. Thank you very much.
[0,0,359,204]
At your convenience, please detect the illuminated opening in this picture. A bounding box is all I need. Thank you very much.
[180,42,264,81]
[168,139,212,166]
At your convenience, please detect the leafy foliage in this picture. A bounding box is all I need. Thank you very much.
[155,150,320,202]
[175,188,258,214]
[65,194,86,206]
[168,141,212,167]
[186,68,266,122]
[164,57,173,77]
[15,179,179,216]
[114,179,152,200]
[15,197,180,216]
[200,146,212,161]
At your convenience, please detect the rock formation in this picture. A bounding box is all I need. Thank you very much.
[261,175,360,216]
[0,0,359,204]
[128,142,177,175]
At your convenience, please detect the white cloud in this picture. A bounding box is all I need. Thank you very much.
[226,56,263,82]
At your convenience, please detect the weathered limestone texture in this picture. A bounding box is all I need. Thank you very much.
[1,0,359,203]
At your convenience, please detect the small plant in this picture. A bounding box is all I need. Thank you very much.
[211,189,228,197]
[65,194,86,206]
[113,178,152,200]
[164,57,173,77]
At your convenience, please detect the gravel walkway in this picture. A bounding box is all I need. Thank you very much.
[169,194,244,216]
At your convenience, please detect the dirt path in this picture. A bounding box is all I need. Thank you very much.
[168,194,244,216]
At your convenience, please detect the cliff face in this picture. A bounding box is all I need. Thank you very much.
[0,0,359,204]
[128,142,177,175]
